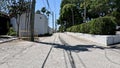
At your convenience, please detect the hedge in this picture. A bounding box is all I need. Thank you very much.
[67,16,116,35]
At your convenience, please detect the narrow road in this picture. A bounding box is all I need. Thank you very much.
[0,33,120,68]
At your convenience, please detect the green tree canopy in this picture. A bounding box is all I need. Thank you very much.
[46,10,51,17]
[36,10,41,14]
[59,4,82,29]
[41,7,46,14]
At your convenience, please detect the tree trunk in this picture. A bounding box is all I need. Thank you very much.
[17,23,20,37]
[16,16,18,37]
[17,15,20,38]
[30,0,36,41]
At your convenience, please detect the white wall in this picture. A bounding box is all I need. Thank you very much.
[10,17,17,31]
[34,14,48,34]
[10,13,49,36]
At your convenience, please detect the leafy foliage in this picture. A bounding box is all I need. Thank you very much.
[89,17,116,35]
[107,11,120,26]
[59,4,82,30]
[8,1,31,37]
[36,10,41,14]
[58,0,120,32]
[7,27,16,36]
[41,7,46,14]
[9,1,30,18]
[67,16,116,35]
[41,7,51,17]
[46,11,51,17]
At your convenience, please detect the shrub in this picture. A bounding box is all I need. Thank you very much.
[67,16,116,35]
[80,23,90,33]
[89,17,116,35]
[107,11,120,25]
[67,25,79,32]
[7,27,16,36]
[71,26,78,32]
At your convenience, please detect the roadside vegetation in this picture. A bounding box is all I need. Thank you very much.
[67,16,116,35]
[7,27,16,36]
[57,0,120,35]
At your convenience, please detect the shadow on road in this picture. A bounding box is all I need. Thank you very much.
[35,39,119,68]
[35,41,105,53]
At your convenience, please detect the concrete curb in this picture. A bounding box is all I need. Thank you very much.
[65,32,120,48]
[0,38,18,44]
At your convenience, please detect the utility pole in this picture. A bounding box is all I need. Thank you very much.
[55,14,57,32]
[52,12,54,33]
[30,0,36,41]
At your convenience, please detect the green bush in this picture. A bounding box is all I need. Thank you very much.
[107,11,120,25]
[80,23,90,33]
[66,25,78,32]
[7,27,16,36]
[112,11,120,26]
[90,17,116,35]
[67,16,116,35]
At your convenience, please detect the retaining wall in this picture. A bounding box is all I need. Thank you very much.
[66,32,120,46]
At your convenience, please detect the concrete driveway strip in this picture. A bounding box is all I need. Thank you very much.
[59,33,120,68]
[0,33,120,68]
[0,34,57,68]
[0,40,34,68]
[41,33,68,68]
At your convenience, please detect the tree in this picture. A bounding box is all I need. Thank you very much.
[82,0,120,18]
[58,0,84,31]
[59,4,82,30]
[46,10,51,17]
[9,1,29,37]
[36,10,41,14]
[58,0,120,32]
[41,7,46,14]
[60,0,83,12]
[114,0,120,12]
[9,2,20,37]
[0,0,16,13]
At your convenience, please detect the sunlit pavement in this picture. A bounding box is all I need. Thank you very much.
[0,33,120,68]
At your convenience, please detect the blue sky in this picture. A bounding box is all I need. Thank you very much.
[35,0,61,28]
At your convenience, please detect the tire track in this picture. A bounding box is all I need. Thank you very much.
[59,35,87,68]
[41,34,58,68]
[104,48,120,65]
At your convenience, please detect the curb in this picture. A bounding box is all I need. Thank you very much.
[65,33,108,47]
[0,38,18,44]
[65,33,120,48]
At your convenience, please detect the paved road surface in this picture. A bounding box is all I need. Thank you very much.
[0,33,120,68]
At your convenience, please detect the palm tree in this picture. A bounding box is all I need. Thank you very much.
[41,7,46,14]
[36,10,41,14]
[46,10,51,17]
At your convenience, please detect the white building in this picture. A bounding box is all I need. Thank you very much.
[10,13,50,36]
